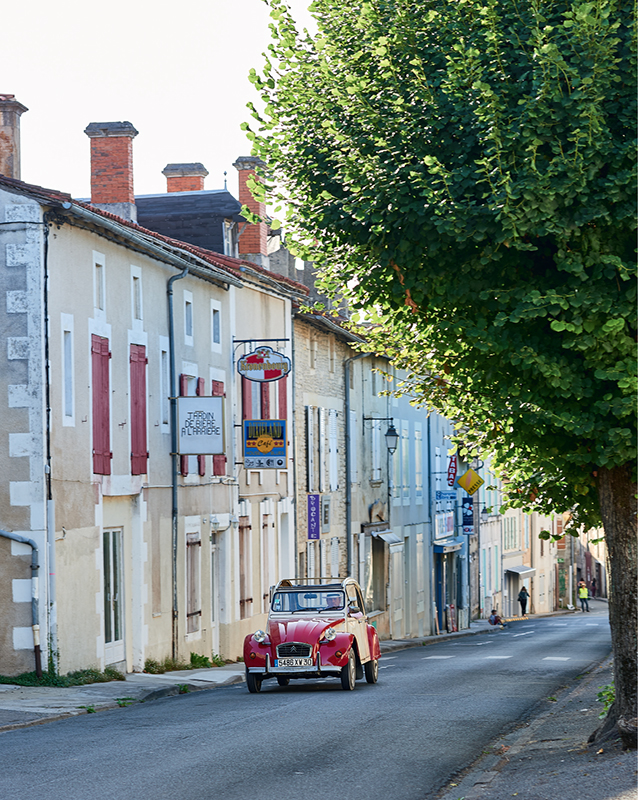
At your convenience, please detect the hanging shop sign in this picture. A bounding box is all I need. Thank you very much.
[447,455,458,487]
[307,494,320,540]
[177,396,224,455]
[462,496,474,534]
[243,419,287,469]
[238,346,291,383]
[457,468,485,495]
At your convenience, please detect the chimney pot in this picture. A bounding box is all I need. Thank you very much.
[0,94,28,180]
[84,121,139,221]
[162,162,209,193]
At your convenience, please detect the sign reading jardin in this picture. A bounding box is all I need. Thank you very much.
[177,397,224,454]
[238,346,291,383]
[243,419,287,469]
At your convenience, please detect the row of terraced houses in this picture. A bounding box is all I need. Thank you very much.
[0,95,606,677]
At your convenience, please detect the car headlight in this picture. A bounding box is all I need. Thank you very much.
[322,627,337,642]
[253,630,267,643]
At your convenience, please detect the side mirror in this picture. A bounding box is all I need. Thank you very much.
[348,602,360,614]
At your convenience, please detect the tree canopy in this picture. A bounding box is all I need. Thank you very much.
[246,0,636,744]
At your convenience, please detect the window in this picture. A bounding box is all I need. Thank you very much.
[186,530,201,634]
[242,376,260,420]
[212,379,227,477]
[414,422,423,502]
[371,420,382,481]
[91,334,111,475]
[392,422,402,503]
[93,251,105,314]
[211,300,221,352]
[402,422,410,504]
[130,344,148,475]
[318,407,326,492]
[321,496,331,533]
[61,313,74,425]
[349,410,358,484]
[160,342,170,427]
[277,375,288,421]
[306,541,316,579]
[184,290,193,345]
[306,405,316,491]
[131,267,143,324]
[103,528,123,658]
[179,371,198,476]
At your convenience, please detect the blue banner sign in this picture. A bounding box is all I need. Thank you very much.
[436,490,457,502]
[307,494,320,540]
[462,496,474,534]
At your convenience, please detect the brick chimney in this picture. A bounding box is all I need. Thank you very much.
[162,162,208,193]
[232,155,269,270]
[84,121,139,221]
[0,95,28,180]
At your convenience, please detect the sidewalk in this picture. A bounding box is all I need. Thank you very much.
[437,654,636,800]
[0,608,575,735]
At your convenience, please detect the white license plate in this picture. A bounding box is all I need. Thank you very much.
[275,657,313,667]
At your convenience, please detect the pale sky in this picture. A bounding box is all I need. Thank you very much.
[2,0,314,201]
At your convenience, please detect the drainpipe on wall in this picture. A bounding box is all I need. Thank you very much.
[167,268,189,661]
[0,530,42,677]
[344,352,367,577]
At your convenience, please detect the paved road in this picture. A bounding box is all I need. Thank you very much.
[0,607,611,800]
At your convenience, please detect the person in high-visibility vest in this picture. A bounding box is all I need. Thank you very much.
[578,581,590,612]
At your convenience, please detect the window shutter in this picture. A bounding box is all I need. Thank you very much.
[242,376,252,421]
[211,381,226,475]
[197,377,206,476]
[180,373,188,476]
[91,334,112,475]
[130,344,148,475]
[318,407,326,493]
[278,375,287,421]
[329,409,339,491]
[211,380,224,397]
[306,406,315,491]
[260,382,270,420]
[349,409,358,484]
[331,537,340,579]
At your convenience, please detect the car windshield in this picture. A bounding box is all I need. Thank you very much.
[271,590,345,614]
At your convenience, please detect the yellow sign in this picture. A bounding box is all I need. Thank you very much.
[457,468,484,495]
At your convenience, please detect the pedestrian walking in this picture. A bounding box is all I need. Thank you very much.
[517,586,529,617]
[578,581,590,612]
[591,577,597,597]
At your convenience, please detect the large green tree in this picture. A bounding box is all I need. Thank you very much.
[246,0,637,746]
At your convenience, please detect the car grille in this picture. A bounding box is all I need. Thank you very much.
[277,642,311,658]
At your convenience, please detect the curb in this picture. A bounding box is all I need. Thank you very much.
[0,672,246,735]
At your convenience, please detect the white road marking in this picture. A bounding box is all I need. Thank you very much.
[422,656,455,660]
[513,632,534,637]
[485,656,512,660]
[549,623,568,626]
[543,657,570,661]
[379,665,396,669]
[382,656,397,659]
[585,624,599,627]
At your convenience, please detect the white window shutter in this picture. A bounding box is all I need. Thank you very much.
[307,541,316,579]
[329,409,339,491]
[318,407,326,493]
[349,409,358,484]
[306,405,315,492]
[330,537,340,579]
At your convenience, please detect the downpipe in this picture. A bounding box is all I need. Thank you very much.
[167,267,189,661]
[0,530,42,677]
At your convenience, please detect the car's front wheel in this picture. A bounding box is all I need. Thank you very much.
[246,670,263,693]
[340,649,356,691]
[364,658,379,684]
[276,676,290,687]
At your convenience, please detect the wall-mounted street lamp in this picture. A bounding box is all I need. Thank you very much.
[480,507,490,525]
[363,416,399,455]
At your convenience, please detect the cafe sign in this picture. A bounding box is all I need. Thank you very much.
[243,419,287,469]
[238,346,291,383]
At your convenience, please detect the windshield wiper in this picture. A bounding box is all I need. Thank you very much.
[290,608,321,614]
[318,608,344,613]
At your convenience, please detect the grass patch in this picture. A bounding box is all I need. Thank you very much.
[0,666,125,688]
[144,652,230,674]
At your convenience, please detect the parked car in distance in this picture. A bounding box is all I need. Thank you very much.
[243,577,381,693]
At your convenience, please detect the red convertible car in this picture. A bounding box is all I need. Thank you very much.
[243,577,381,692]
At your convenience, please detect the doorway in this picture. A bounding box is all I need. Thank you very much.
[103,528,125,665]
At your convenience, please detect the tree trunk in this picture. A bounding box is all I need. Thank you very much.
[597,464,637,750]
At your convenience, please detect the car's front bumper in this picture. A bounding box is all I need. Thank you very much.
[246,653,341,677]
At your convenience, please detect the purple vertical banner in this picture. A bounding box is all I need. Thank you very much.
[462,496,474,534]
[307,494,320,540]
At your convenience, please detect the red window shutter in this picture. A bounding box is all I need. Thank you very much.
[278,375,287,421]
[260,382,270,420]
[242,376,252,421]
[92,334,111,475]
[211,380,224,397]
[130,344,148,475]
[179,373,188,476]
[196,377,206,476]
[213,454,227,476]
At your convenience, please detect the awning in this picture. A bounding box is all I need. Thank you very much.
[369,529,403,545]
[433,540,463,554]
[506,565,536,577]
